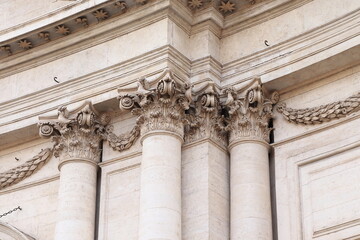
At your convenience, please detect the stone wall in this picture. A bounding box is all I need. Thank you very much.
[0,0,359,239]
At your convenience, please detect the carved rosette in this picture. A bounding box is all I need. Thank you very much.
[224,81,277,146]
[184,82,227,147]
[38,102,110,164]
[118,70,192,140]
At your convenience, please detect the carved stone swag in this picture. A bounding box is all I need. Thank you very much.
[0,74,281,190]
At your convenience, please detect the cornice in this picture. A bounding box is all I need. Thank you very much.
[0,0,89,41]
[222,0,313,37]
[221,8,360,86]
[0,0,172,78]
[0,0,312,64]
[0,46,195,140]
[0,0,129,58]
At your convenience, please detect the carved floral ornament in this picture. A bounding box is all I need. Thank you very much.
[276,91,360,125]
[0,0,267,58]
[2,74,360,191]
[184,81,228,147]
[118,69,192,139]
[1,74,281,190]
[38,101,111,162]
[223,78,279,145]
[117,72,279,146]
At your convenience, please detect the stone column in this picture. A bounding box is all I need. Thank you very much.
[224,82,278,240]
[39,102,109,240]
[183,82,230,239]
[118,70,192,240]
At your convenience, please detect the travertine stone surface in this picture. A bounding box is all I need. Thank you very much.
[118,70,191,239]
[38,101,109,240]
[273,66,360,240]
[182,141,230,239]
[0,221,36,240]
[230,142,272,239]
[225,80,276,239]
[54,160,97,240]
[98,157,141,240]
[139,134,182,240]
[1,0,360,239]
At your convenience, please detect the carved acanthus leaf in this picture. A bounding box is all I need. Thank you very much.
[277,92,360,125]
[118,69,192,139]
[224,79,277,144]
[0,148,53,190]
[38,101,110,162]
[184,81,227,146]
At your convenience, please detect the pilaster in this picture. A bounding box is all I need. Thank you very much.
[184,81,227,148]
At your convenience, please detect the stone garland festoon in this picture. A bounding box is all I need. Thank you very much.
[0,72,281,190]
[277,91,360,125]
[0,148,53,190]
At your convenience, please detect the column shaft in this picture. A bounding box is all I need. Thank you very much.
[139,133,182,240]
[54,160,98,240]
[230,142,272,239]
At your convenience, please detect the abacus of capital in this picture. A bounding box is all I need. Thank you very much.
[34,71,278,240]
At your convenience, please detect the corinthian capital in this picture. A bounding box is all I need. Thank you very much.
[38,101,110,163]
[118,69,192,140]
[224,79,279,146]
[184,81,227,147]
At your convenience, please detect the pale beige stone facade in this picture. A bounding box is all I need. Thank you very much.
[0,0,360,239]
